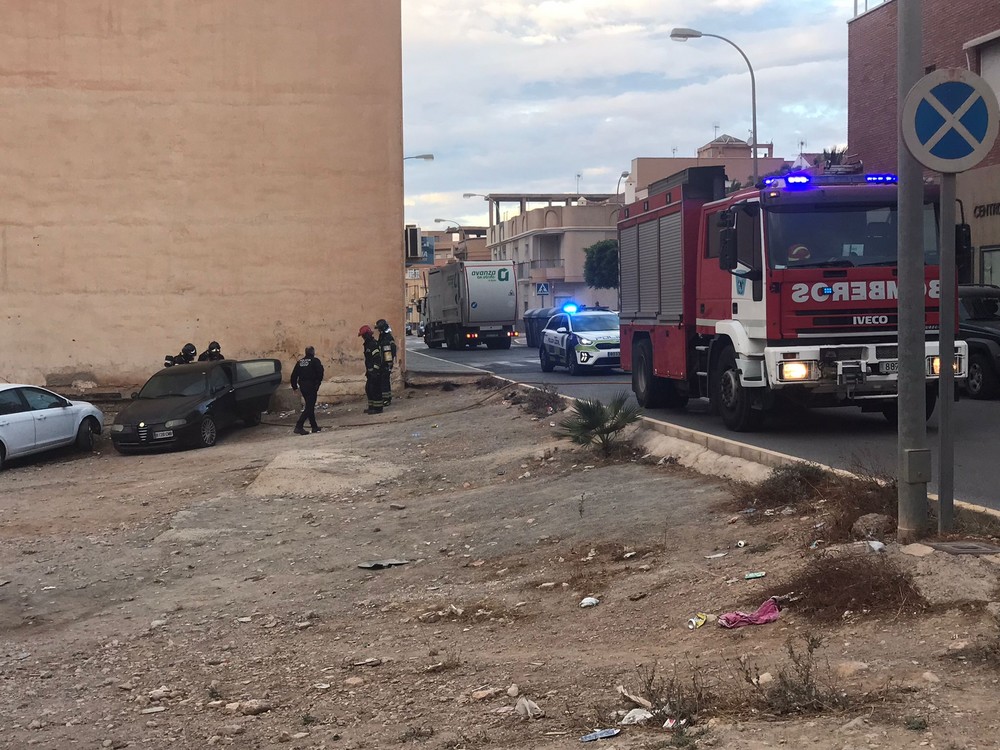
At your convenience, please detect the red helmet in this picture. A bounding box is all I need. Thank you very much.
[358,325,373,337]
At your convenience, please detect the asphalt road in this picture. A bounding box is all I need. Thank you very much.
[405,336,1000,511]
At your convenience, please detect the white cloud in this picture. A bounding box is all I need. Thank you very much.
[402,0,852,227]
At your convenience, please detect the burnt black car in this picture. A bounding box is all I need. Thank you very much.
[959,284,1000,399]
[109,359,282,452]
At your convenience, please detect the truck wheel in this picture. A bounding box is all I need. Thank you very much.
[426,335,442,349]
[540,348,554,372]
[713,346,763,431]
[967,352,1000,399]
[632,339,667,408]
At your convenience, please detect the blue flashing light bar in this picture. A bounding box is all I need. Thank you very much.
[762,177,779,187]
[865,173,898,183]
[562,303,579,313]
[785,174,811,185]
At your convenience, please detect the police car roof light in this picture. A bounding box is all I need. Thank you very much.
[562,303,579,313]
[785,174,811,186]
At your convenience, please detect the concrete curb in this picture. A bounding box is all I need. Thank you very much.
[475,372,1000,523]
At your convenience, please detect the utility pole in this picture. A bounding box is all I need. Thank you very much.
[897,0,928,542]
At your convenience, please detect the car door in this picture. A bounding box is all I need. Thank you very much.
[19,387,76,449]
[0,389,35,458]
[207,366,238,428]
[544,315,569,363]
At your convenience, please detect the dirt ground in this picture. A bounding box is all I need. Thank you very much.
[2,380,1000,750]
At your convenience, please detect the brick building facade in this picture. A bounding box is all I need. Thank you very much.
[848,0,1000,283]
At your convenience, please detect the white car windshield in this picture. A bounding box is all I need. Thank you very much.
[572,314,619,333]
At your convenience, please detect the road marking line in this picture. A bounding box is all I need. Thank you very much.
[406,349,491,373]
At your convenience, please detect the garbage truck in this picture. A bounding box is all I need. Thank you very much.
[618,165,970,431]
[422,261,518,350]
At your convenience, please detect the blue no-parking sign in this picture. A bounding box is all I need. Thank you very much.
[901,68,999,173]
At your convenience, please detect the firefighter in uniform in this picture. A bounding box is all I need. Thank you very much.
[359,325,383,414]
[290,346,324,434]
[374,319,397,407]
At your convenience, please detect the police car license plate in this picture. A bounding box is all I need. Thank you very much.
[154,430,174,439]
[879,361,899,374]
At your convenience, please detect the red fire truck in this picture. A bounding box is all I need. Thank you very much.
[618,165,968,431]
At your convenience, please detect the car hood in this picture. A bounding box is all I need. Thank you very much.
[960,320,1000,339]
[575,329,620,342]
[115,395,204,425]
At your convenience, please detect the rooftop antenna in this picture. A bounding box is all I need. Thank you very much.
[713,122,720,139]
[576,172,582,193]
[672,147,677,157]
[799,139,807,155]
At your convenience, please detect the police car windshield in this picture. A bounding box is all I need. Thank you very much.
[572,314,619,332]
[139,370,208,399]
[766,203,939,269]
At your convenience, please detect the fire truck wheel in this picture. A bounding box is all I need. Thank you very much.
[713,346,763,432]
[540,347,555,373]
[632,339,667,408]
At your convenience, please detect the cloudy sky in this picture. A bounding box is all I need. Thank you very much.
[401,0,858,230]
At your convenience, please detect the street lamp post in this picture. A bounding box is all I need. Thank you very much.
[433,218,464,239]
[404,153,435,161]
[670,27,758,185]
[616,170,630,200]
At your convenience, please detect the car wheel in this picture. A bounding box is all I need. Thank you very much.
[567,347,583,376]
[540,347,554,372]
[197,416,218,448]
[713,345,763,431]
[75,417,97,451]
[0,443,5,471]
[967,352,1000,399]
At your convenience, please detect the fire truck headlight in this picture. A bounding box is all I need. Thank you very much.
[927,356,961,376]
[778,361,817,381]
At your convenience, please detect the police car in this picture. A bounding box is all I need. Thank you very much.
[539,304,621,375]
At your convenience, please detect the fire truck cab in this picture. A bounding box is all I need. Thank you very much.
[618,166,968,431]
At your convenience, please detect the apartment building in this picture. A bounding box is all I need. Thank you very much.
[848,0,1000,282]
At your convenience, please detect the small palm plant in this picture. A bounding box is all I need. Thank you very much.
[557,390,642,456]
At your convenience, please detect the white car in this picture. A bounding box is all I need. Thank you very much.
[539,306,621,375]
[0,384,105,470]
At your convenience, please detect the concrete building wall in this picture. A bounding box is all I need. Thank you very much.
[0,0,402,387]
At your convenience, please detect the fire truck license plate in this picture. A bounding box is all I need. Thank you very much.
[879,361,899,374]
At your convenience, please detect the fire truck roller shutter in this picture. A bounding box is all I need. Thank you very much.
[619,225,639,317]
[658,212,683,322]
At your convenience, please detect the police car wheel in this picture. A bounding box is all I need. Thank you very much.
[567,348,583,376]
[540,347,554,373]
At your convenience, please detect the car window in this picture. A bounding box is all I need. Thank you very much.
[139,370,208,398]
[235,359,280,381]
[208,368,229,393]
[550,315,567,330]
[0,389,29,415]
[962,295,1000,321]
[20,387,65,411]
[572,314,620,332]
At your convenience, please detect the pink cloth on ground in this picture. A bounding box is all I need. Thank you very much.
[717,597,781,629]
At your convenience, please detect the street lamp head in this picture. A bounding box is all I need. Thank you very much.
[670,27,702,41]
[620,170,630,178]
[404,153,434,161]
[463,192,488,199]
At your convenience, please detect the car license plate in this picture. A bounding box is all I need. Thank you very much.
[880,361,899,374]
[153,430,174,439]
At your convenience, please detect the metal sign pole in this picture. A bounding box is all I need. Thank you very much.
[938,174,956,533]
[897,0,928,543]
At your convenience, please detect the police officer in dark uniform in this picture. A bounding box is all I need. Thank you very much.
[164,343,197,367]
[359,326,383,414]
[198,341,224,361]
[290,346,325,435]
[374,319,397,407]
